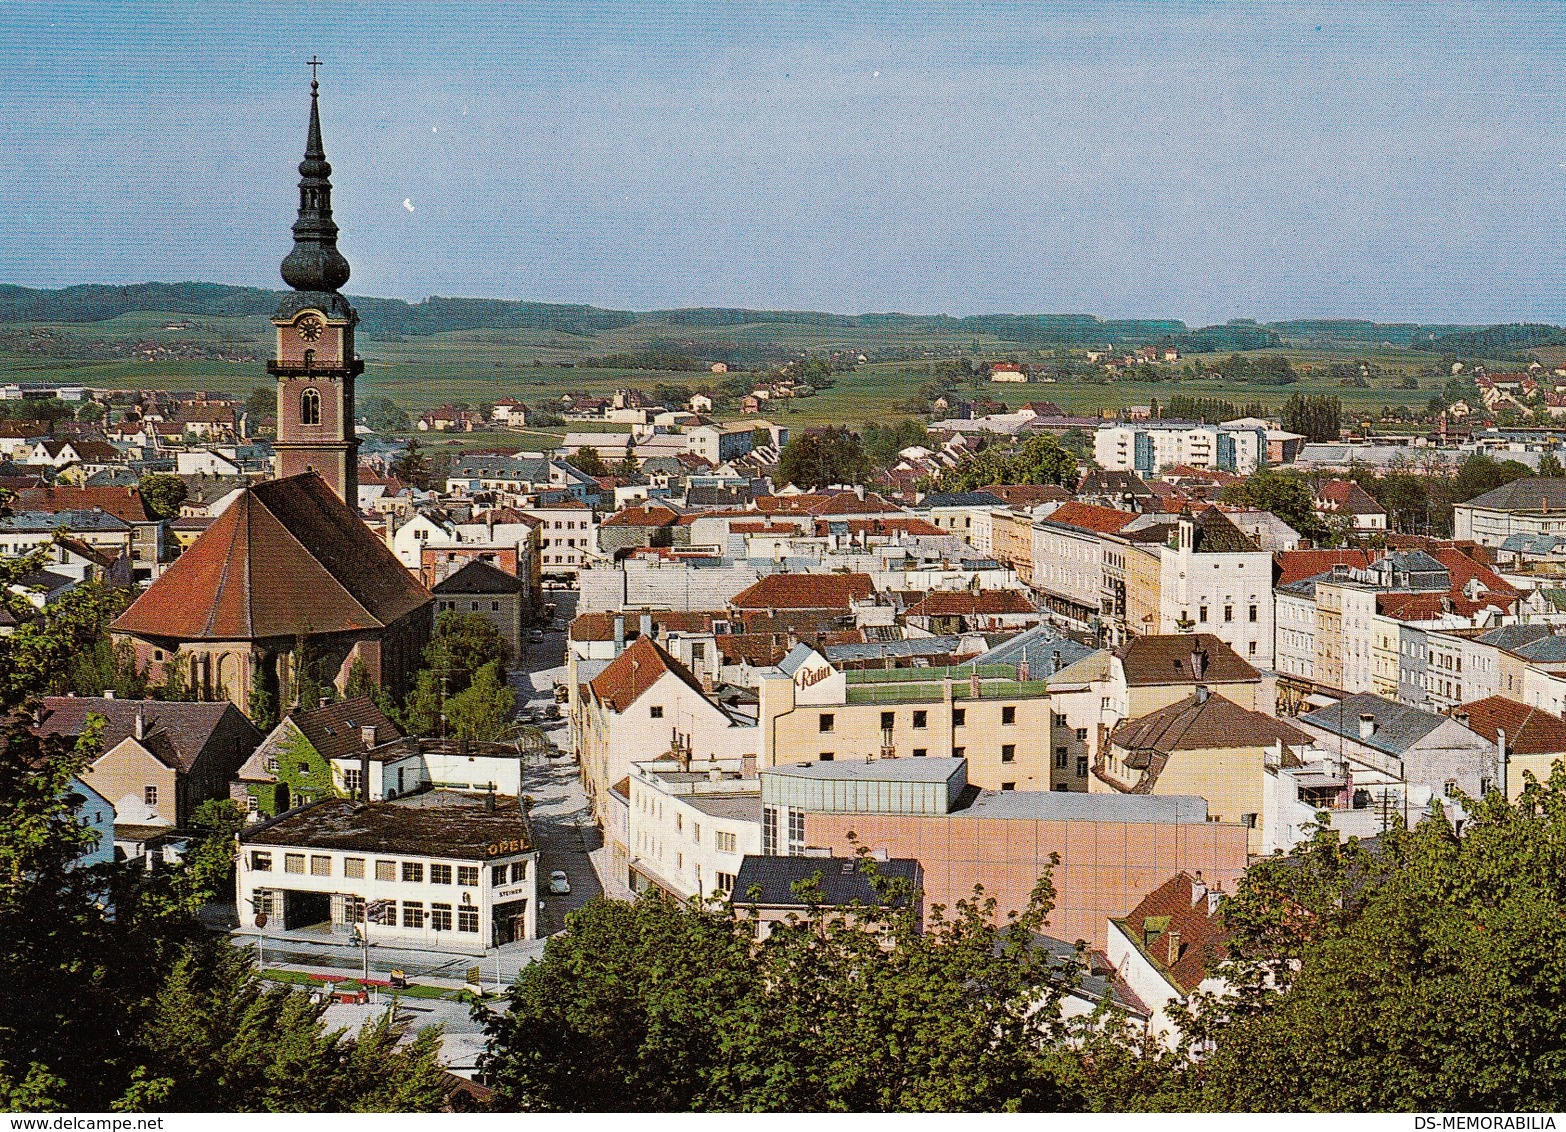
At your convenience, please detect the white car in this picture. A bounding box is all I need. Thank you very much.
[548,870,571,895]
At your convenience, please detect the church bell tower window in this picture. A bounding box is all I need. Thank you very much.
[300,388,321,426]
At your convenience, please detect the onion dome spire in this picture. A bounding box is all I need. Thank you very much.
[280,59,351,295]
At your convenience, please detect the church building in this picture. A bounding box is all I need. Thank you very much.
[111,75,433,715]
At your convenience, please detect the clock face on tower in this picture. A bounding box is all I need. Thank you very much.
[297,315,324,342]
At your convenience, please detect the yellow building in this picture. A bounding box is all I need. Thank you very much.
[990,509,1036,589]
[758,644,1056,792]
[1096,688,1312,854]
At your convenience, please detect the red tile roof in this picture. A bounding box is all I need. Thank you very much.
[1274,549,1379,587]
[13,485,155,523]
[287,696,403,761]
[1113,873,1231,996]
[112,473,432,641]
[1116,634,1260,687]
[589,635,707,712]
[729,572,875,611]
[1315,479,1386,516]
[1043,501,1139,535]
[905,590,1038,616]
[1459,695,1566,757]
[600,504,680,528]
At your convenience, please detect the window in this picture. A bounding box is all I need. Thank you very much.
[246,794,259,814]
[763,806,778,855]
[284,853,305,874]
[881,711,895,730]
[457,907,479,933]
[491,601,500,612]
[1076,756,1089,778]
[913,710,928,729]
[510,861,527,884]
[952,746,965,760]
[650,705,664,719]
[344,857,365,879]
[1002,744,1016,763]
[310,855,331,877]
[1052,712,1067,727]
[1055,747,1068,768]
[675,813,683,832]
[818,713,834,733]
[1241,813,1258,829]
[144,785,158,807]
[1002,706,1016,725]
[402,862,423,883]
[375,860,396,882]
[403,901,424,928]
[953,708,966,727]
[1224,604,1233,623]
[716,872,736,894]
[715,831,737,853]
[252,890,274,917]
[1249,604,1258,623]
[426,863,450,885]
[250,851,272,871]
[457,865,479,887]
[297,761,311,776]
[1075,727,1088,741]
[430,904,453,932]
[913,747,928,758]
[265,756,279,773]
[1199,605,1208,623]
[343,895,364,924]
[343,767,362,794]
[1001,782,1016,791]
[787,808,805,855]
[492,865,507,886]
[692,822,702,843]
[819,752,834,761]
[300,387,321,426]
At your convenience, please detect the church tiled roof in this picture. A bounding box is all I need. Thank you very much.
[112,472,431,641]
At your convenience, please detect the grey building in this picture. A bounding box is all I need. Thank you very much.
[1298,692,1499,800]
[432,558,527,659]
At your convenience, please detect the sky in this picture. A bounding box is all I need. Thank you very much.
[2,0,1565,325]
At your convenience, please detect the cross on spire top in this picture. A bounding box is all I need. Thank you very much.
[307,55,323,90]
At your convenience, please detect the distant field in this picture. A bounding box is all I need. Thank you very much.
[0,307,1480,443]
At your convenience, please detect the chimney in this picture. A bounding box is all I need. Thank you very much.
[1358,712,1376,739]
[134,705,145,740]
[741,753,757,777]
[103,690,114,700]
[360,724,377,749]
[1166,930,1182,966]
[1190,648,1207,679]
[613,614,626,655]
[1195,684,1210,704]
[359,748,371,802]
[708,766,722,784]
[485,786,496,813]
[640,611,653,640]
[1454,711,1469,729]
[1191,871,1207,906]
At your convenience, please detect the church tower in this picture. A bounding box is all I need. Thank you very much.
[268,66,361,506]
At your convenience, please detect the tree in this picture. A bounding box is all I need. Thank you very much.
[1168,771,1566,1111]
[479,855,1077,1112]
[1219,469,1332,545]
[1279,394,1342,442]
[245,386,274,428]
[776,428,871,489]
[389,439,434,490]
[138,473,188,521]
[444,660,514,741]
[1539,451,1564,479]
[613,453,641,480]
[568,448,609,478]
[400,612,509,736]
[359,395,410,433]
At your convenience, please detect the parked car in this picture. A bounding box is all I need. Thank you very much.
[548,870,571,895]
[530,629,545,644]
[512,707,535,724]
[551,619,567,632]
